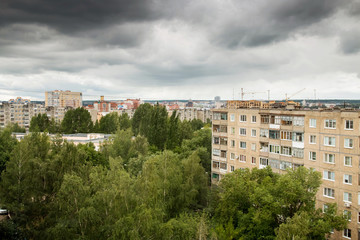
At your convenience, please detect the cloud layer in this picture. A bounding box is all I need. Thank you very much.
[0,0,360,100]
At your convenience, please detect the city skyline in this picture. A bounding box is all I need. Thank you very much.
[1,0,360,100]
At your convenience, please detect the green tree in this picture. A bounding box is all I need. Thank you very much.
[119,112,131,130]
[213,167,346,240]
[61,107,93,133]
[166,111,181,150]
[190,119,204,131]
[99,112,119,134]
[148,104,168,150]
[7,123,26,133]
[132,103,153,136]
[29,113,50,132]
[0,126,18,176]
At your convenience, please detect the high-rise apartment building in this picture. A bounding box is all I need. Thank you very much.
[212,101,360,239]
[45,90,82,108]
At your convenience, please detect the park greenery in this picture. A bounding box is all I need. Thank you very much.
[0,103,348,239]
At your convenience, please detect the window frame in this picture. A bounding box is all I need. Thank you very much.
[324,119,336,129]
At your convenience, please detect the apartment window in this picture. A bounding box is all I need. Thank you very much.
[323,204,329,213]
[239,128,246,136]
[344,138,353,148]
[281,146,292,156]
[323,170,335,181]
[344,210,352,221]
[260,157,268,167]
[358,212,360,223]
[251,115,256,123]
[269,145,280,154]
[231,127,235,134]
[269,130,280,139]
[230,114,235,122]
[309,151,316,161]
[358,192,360,205]
[343,229,351,239]
[293,116,304,126]
[324,187,335,198]
[344,192,352,202]
[345,120,353,130]
[230,166,235,172]
[324,136,335,146]
[239,155,246,162]
[293,132,304,142]
[240,141,246,149]
[251,157,256,164]
[231,140,235,147]
[251,143,256,151]
[261,115,269,124]
[251,129,256,137]
[280,161,292,170]
[212,149,220,156]
[292,148,304,158]
[280,116,292,125]
[309,135,316,144]
[309,118,316,128]
[344,156,352,166]
[281,131,292,140]
[324,153,335,164]
[325,119,336,129]
[260,129,269,138]
[220,113,228,120]
[240,115,247,122]
[344,174,352,184]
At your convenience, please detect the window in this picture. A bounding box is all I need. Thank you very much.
[260,129,269,138]
[292,148,304,158]
[260,157,268,167]
[324,187,335,198]
[309,118,316,128]
[230,166,235,172]
[358,192,360,205]
[231,127,235,134]
[293,116,304,126]
[251,143,256,151]
[281,146,292,156]
[230,153,235,160]
[309,151,316,161]
[239,128,246,136]
[280,161,292,170]
[239,155,246,162]
[269,159,280,169]
[251,115,257,123]
[280,116,292,125]
[251,157,256,164]
[344,156,352,166]
[230,114,235,122]
[323,170,335,181]
[345,120,353,130]
[261,115,269,124]
[251,129,256,137]
[325,119,336,129]
[281,131,292,140]
[324,136,335,146]
[240,141,246,149]
[358,212,360,223]
[212,149,220,156]
[220,113,228,120]
[231,140,235,147]
[269,145,280,154]
[344,138,353,148]
[344,210,352,221]
[344,192,352,202]
[293,132,303,142]
[240,115,247,122]
[309,135,316,144]
[343,229,351,239]
[269,130,280,139]
[324,153,335,164]
[344,174,352,184]
[323,204,329,213]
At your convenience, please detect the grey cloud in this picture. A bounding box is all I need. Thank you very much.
[339,30,360,54]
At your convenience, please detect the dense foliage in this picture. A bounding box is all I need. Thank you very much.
[1,104,347,239]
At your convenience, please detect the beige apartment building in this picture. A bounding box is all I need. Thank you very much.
[212,102,360,239]
[45,90,82,108]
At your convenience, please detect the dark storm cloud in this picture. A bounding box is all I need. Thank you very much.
[339,31,360,54]
[0,0,165,33]
[211,0,344,48]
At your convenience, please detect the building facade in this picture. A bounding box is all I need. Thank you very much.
[45,90,82,108]
[212,103,360,239]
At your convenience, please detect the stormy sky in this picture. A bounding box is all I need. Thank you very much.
[1,0,360,100]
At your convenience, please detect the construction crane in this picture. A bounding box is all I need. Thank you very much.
[240,88,266,100]
[285,88,306,103]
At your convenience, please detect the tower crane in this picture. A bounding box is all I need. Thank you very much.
[285,88,306,103]
[240,88,266,100]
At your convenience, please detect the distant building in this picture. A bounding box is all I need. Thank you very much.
[215,96,221,102]
[45,90,82,108]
